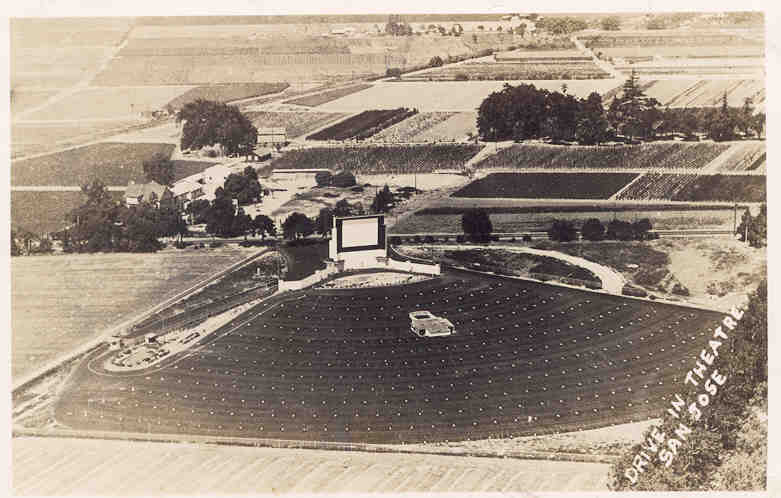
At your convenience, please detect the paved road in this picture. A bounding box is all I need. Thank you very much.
[54,269,724,444]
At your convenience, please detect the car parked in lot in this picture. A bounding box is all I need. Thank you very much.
[409,310,455,337]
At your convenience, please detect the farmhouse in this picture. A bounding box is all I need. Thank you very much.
[124,181,171,207]
[171,178,205,209]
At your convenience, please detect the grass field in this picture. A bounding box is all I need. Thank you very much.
[390,208,734,234]
[271,144,483,174]
[23,86,194,121]
[11,191,124,235]
[317,80,621,112]
[246,111,349,139]
[453,173,638,199]
[172,160,217,182]
[13,438,609,494]
[10,90,57,116]
[283,84,374,107]
[165,82,289,109]
[474,142,731,171]
[12,142,176,186]
[11,247,259,379]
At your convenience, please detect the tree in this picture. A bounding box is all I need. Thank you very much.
[10,230,21,256]
[605,219,635,240]
[332,171,357,188]
[315,208,334,236]
[253,214,276,239]
[736,204,766,247]
[223,170,262,205]
[461,209,493,242]
[177,99,258,156]
[607,70,662,141]
[750,112,765,139]
[371,185,394,213]
[548,219,577,242]
[315,171,333,187]
[205,195,236,237]
[632,218,653,240]
[185,199,211,224]
[708,92,740,142]
[282,212,314,240]
[231,209,253,239]
[333,199,355,217]
[142,154,175,186]
[580,218,605,241]
[601,16,621,31]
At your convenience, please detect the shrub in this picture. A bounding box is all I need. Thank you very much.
[522,234,533,242]
[332,171,357,188]
[454,72,469,81]
[585,280,603,290]
[672,282,691,296]
[622,284,648,297]
[423,235,435,243]
[386,67,402,78]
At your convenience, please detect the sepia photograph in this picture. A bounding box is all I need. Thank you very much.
[6,1,772,494]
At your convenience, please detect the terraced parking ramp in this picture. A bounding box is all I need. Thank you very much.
[55,269,723,444]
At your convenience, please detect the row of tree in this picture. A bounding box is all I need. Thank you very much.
[548,218,654,242]
[478,72,765,143]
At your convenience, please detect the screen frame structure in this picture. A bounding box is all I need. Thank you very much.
[335,215,386,254]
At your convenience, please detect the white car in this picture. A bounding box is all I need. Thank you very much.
[409,311,455,337]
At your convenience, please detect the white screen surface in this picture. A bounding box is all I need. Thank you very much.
[341,218,379,248]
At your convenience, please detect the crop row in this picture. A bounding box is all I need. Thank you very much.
[246,112,349,139]
[406,63,610,81]
[11,142,176,186]
[474,142,731,171]
[367,112,456,143]
[270,144,483,174]
[452,172,638,200]
[307,108,418,141]
[581,33,761,48]
[617,173,766,202]
[165,83,289,110]
[284,84,373,107]
[92,56,392,86]
[714,142,766,171]
[642,79,765,108]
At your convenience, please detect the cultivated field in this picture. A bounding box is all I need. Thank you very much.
[412,112,478,142]
[10,90,57,116]
[317,80,622,112]
[11,142,175,186]
[600,45,763,60]
[54,269,725,442]
[23,86,194,121]
[390,208,735,234]
[711,142,766,172]
[11,191,124,235]
[473,142,731,171]
[283,84,374,107]
[91,55,395,86]
[11,121,142,158]
[11,247,259,379]
[406,62,610,81]
[453,173,638,199]
[367,112,456,143]
[308,109,418,141]
[271,145,483,174]
[12,438,609,494]
[247,111,349,139]
[165,82,290,109]
[641,79,765,108]
[617,173,766,202]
